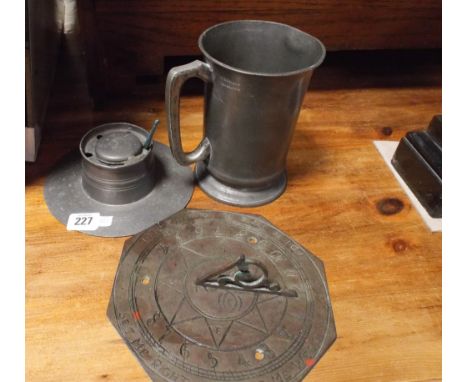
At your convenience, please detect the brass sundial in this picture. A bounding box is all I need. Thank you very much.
[107,209,336,381]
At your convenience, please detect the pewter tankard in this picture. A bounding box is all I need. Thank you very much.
[166,20,325,206]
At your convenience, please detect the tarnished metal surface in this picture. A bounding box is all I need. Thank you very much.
[44,123,194,237]
[196,254,299,298]
[166,21,326,207]
[108,209,336,381]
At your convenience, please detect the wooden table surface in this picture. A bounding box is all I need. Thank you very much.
[26,81,442,381]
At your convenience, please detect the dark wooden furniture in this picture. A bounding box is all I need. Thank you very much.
[78,0,441,97]
[26,0,64,161]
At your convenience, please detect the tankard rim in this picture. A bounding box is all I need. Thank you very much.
[198,19,326,78]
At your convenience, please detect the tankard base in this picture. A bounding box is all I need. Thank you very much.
[195,163,287,207]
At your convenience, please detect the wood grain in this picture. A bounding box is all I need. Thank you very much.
[26,67,441,380]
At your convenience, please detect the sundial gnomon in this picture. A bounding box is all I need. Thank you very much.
[108,210,336,381]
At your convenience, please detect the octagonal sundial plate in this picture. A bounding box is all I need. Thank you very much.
[107,209,336,382]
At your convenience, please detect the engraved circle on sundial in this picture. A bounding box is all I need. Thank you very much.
[153,238,290,352]
[133,237,311,377]
[109,210,336,382]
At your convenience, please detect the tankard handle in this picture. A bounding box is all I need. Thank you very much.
[165,60,212,166]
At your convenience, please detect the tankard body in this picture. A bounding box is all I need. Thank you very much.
[166,20,325,206]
